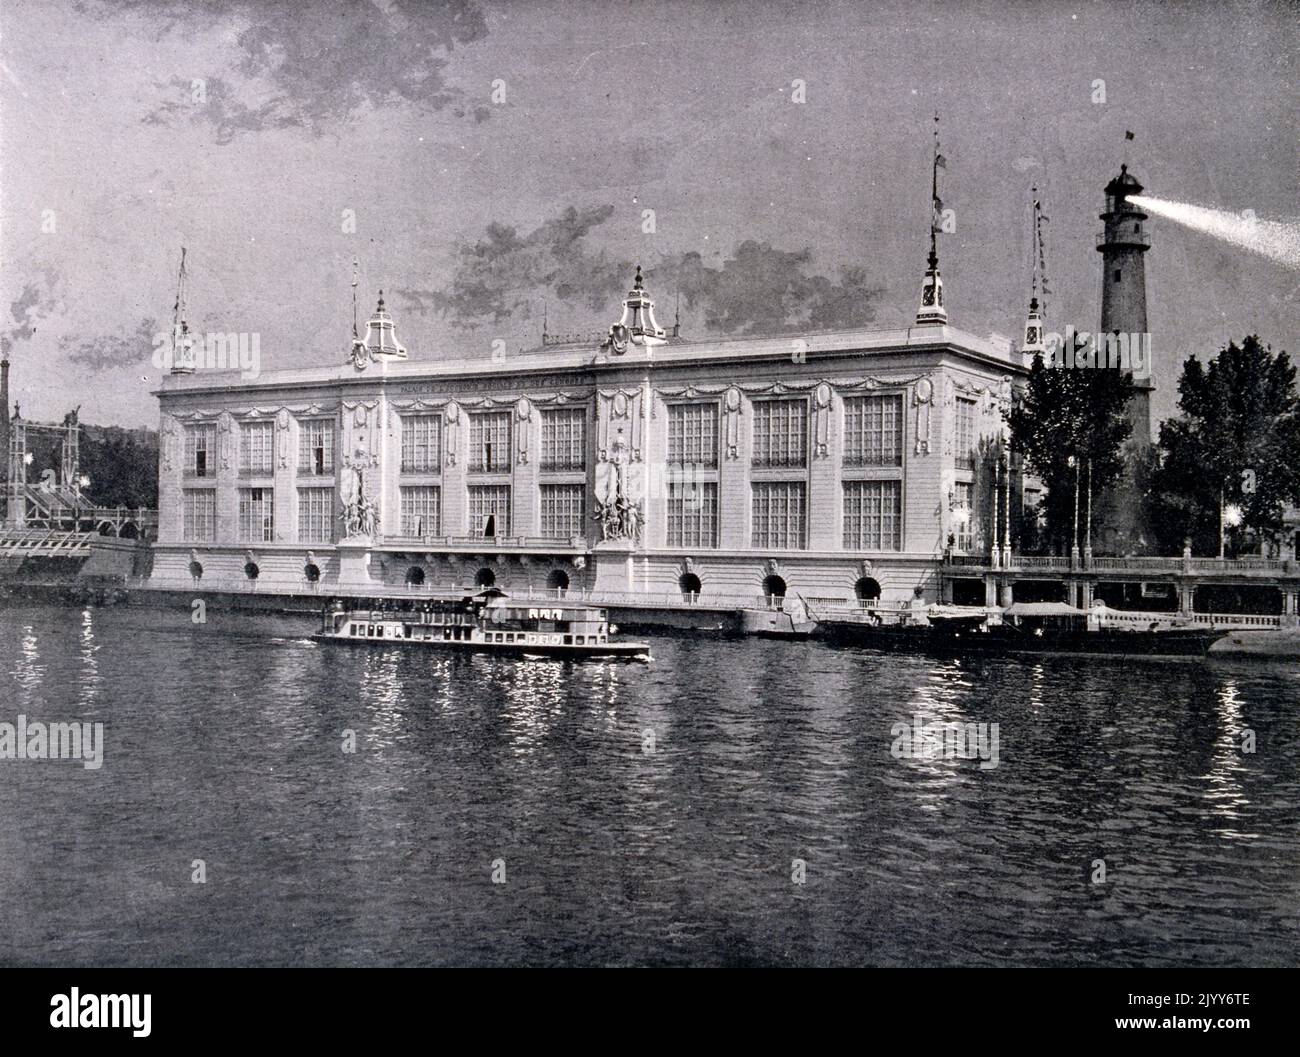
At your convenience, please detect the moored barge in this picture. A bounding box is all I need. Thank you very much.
[815,601,1226,659]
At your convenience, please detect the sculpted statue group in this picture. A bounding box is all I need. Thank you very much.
[595,495,643,544]
[341,495,379,539]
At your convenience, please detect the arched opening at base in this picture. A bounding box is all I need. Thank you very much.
[475,567,496,588]
[679,572,702,597]
[854,576,882,601]
[762,574,787,599]
[119,522,140,540]
[1013,579,1068,604]
[405,566,425,586]
[1194,583,1281,616]
[547,569,570,592]
[949,578,983,606]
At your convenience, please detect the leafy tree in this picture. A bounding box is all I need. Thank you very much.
[1148,336,1300,555]
[1006,353,1135,553]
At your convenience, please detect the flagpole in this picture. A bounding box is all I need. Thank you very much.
[929,112,939,268]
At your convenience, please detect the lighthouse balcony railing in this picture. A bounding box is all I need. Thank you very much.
[1096,226,1150,249]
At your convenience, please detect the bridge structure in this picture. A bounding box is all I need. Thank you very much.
[3,407,157,560]
[942,547,1300,625]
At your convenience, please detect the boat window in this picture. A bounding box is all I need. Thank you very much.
[564,635,573,645]
[403,626,412,639]
[575,636,584,645]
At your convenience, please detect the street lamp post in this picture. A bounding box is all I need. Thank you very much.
[1069,455,1080,569]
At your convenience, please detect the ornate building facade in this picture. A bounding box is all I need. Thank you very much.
[151,268,1030,605]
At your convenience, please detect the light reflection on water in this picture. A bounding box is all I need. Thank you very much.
[0,602,1298,967]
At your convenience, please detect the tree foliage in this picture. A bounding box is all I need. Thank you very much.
[1005,355,1135,552]
[1148,336,1300,555]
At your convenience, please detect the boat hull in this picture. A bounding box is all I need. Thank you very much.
[816,621,1225,659]
[1207,627,1300,659]
[310,632,651,661]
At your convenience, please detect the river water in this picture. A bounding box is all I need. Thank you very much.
[1,600,1298,966]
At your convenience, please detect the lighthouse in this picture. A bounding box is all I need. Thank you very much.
[1097,164,1154,446]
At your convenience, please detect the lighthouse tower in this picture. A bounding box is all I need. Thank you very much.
[1097,165,1154,446]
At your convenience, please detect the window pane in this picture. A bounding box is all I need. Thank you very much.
[469,412,511,473]
[399,485,441,537]
[667,404,717,467]
[752,400,807,468]
[844,394,903,466]
[751,482,806,549]
[539,483,585,537]
[400,414,442,473]
[842,480,902,551]
[298,486,334,542]
[541,408,585,471]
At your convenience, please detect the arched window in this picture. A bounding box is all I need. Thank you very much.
[475,567,496,588]
[304,563,321,583]
[547,569,570,592]
[405,566,425,586]
[189,560,203,580]
[854,576,882,601]
[762,574,787,599]
[244,562,260,580]
[679,572,702,597]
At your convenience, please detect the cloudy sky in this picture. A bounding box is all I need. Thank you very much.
[2,0,1295,427]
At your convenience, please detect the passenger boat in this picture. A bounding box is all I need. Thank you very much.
[816,601,1226,659]
[312,590,651,661]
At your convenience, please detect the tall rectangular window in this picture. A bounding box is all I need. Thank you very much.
[298,419,334,476]
[953,480,974,551]
[843,480,902,551]
[182,489,215,541]
[667,481,718,548]
[399,485,441,537]
[539,483,585,538]
[184,425,215,478]
[239,421,273,474]
[541,408,586,471]
[844,394,903,466]
[469,411,511,473]
[298,486,333,543]
[400,414,442,473]
[752,399,808,468]
[238,487,274,542]
[955,396,977,470]
[667,403,717,467]
[468,484,511,537]
[751,481,806,549]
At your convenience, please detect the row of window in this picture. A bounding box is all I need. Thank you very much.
[181,479,903,550]
[181,395,922,479]
[181,483,587,543]
[668,480,901,550]
[183,420,336,479]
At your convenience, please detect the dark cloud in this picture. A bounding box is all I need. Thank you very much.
[398,205,628,326]
[62,318,161,372]
[114,0,489,139]
[404,205,884,337]
[4,270,64,347]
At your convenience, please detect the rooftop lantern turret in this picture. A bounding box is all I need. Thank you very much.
[601,266,666,354]
[1022,189,1048,358]
[350,290,407,369]
[915,112,949,327]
